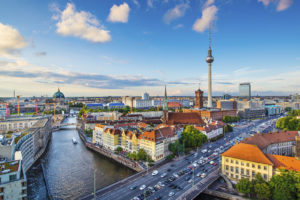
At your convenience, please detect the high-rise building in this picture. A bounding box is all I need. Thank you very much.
[206,25,214,108]
[142,92,149,100]
[194,89,204,109]
[239,82,251,100]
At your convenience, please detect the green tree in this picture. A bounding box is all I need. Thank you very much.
[269,170,299,200]
[115,147,123,154]
[236,178,253,197]
[137,148,148,161]
[254,182,271,200]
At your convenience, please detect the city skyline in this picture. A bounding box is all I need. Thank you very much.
[0,0,299,97]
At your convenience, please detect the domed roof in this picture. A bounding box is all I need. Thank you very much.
[53,88,65,98]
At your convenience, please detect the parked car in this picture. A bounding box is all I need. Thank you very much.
[130,186,137,190]
[168,192,175,197]
[201,173,206,178]
[160,172,167,178]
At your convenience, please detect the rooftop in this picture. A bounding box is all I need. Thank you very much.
[222,143,273,165]
[266,154,300,172]
[0,160,20,175]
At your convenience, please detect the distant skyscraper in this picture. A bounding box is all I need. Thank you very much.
[239,83,251,100]
[142,92,149,100]
[206,24,214,108]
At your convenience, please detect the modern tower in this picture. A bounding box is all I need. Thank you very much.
[163,84,168,110]
[239,82,251,100]
[206,24,214,108]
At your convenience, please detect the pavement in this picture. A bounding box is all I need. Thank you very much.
[82,116,281,200]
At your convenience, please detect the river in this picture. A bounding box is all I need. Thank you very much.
[27,116,135,200]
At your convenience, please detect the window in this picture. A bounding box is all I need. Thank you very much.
[263,174,268,180]
[231,174,233,178]
[246,163,249,167]
[226,172,229,176]
[252,171,255,177]
[235,167,239,173]
[258,165,261,169]
[231,166,233,172]
[9,174,16,181]
[264,166,267,170]
[246,169,249,175]
[241,162,244,166]
[231,159,233,163]
[252,164,255,168]
[236,175,239,179]
[226,159,228,162]
[226,165,229,170]
[236,160,239,164]
[241,168,244,175]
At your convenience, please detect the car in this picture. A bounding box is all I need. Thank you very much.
[152,170,158,176]
[158,181,165,187]
[131,197,140,200]
[176,186,183,191]
[148,186,155,193]
[213,162,218,166]
[160,172,167,178]
[139,185,146,190]
[210,161,214,165]
[201,173,206,178]
[168,192,175,197]
[173,173,179,178]
[167,168,172,172]
[196,172,202,177]
[153,196,162,200]
[130,186,137,190]
[188,179,193,183]
[185,176,190,181]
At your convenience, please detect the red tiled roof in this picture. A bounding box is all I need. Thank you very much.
[168,102,183,108]
[141,127,176,142]
[241,131,298,150]
[222,143,273,165]
[266,154,300,172]
[167,112,205,125]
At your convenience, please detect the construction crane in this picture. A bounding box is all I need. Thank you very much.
[17,95,22,116]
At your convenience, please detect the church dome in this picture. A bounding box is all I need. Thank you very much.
[53,88,65,98]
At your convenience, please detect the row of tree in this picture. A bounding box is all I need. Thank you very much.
[126,148,153,162]
[276,110,300,131]
[168,125,208,156]
[222,115,241,123]
[236,170,300,200]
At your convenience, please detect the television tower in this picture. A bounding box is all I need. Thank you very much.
[206,24,214,108]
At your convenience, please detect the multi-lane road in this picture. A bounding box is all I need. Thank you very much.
[88,116,281,200]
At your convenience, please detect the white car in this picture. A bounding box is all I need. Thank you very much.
[139,185,146,190]
[169,192,175,197]
[173,173,179,178]
[196,172,202,177]
[160,172,167,178]
[201,173,206,178]
[152,170,158,176]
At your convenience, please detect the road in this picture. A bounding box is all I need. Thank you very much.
[88,116,281,200]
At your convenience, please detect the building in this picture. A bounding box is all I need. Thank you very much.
[194,121,225,140]
[238,108,265,119]
[86,103,103,109]
[194,89,204,109]
[217,100,237,110]
[182,109,237,121]
[264,105,282,116]
[142,92,150,100]
[122,96,134,108]
[239,83,251,100]
[0,160,27,200]
[133,99,153,109]
[53,88,65,105]
[241,131,299,156]
[167,102,183,110]
[221,142,300,183]
[107,102,124,109]
[162,112,205,126]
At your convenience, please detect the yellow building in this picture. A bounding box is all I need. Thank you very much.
[102,128,121,150]
[222,143,300,183]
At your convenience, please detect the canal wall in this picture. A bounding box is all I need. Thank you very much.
[41,162,53,200]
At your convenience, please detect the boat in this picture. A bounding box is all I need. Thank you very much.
[72,137,78,144]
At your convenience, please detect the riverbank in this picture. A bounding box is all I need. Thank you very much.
[77,126,144,172]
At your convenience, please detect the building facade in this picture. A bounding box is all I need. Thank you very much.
[239,82,251,100]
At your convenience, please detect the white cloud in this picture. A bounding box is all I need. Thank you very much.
[147,0,153,8]
[54,3,111,43]
[0,22,27,56]
[107,3,130,23]
[258,0,293,11]
[203,0,215,9]
[173,24,184,29]
[277,0,293,11]
[163,3,189,24]
[132,0,139,6]
[193,5,218,32]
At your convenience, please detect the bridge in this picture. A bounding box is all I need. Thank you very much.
[52,122,77,130]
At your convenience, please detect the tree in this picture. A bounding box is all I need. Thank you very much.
[236,178,253,197]
[137,148,148,161]
[269,170,299,200]
[254,182,271,200]
[115,147,123,154]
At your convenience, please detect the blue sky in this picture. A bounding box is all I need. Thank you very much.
[0,0,299,97]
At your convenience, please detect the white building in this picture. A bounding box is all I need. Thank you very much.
[195,121,225,140]
[0,160,27,200]
[133,99,153,109]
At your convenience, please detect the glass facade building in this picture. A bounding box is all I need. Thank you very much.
[239,83,251,100]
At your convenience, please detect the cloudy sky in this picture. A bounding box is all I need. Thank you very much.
[0,0,299,97]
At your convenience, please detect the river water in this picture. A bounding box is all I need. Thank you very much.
[27,116,135,200]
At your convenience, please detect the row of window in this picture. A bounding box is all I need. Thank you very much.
[225,165,268,180]
[225,159,267,170]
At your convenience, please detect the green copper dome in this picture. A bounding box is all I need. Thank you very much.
[53,88,65,98]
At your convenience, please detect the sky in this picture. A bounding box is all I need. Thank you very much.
[0,0,299,97]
